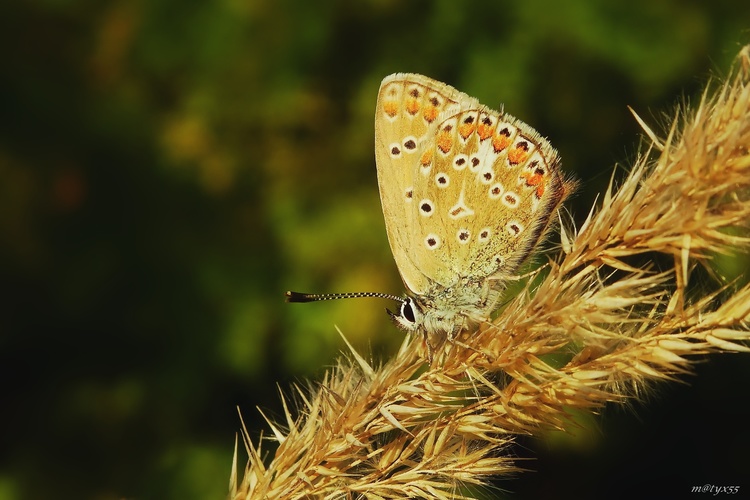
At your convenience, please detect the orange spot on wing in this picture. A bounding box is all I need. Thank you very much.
[383,101,398,117]
[405,99,420,115]
[420,147,434,166]
[492,133,511,153]
[507,143,530,165]
[423,105,439,123]
[437,130,453,153]
[520,171,546,198]
[458,122,475,139]
[477,121,495,141]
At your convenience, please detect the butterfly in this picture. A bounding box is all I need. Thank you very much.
[287,73,574,356]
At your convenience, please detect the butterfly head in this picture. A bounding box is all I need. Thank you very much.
[386,280,498,338]
[387,296,468,341]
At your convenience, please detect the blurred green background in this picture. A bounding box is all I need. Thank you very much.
[1,1,749,499]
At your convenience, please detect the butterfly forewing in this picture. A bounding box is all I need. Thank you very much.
[374,73,478,295]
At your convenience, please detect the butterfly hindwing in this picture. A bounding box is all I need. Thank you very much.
[412,106,568,286]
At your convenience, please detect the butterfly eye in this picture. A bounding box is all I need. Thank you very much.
[401,299,416,323]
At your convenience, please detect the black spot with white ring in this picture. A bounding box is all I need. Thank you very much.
[403,136,418,152]
[507,221,524,236]
[424,233,441,249]
[469,156,481,172]
[419,199,434,217]
[435,172,449,188]
[502,192,519,208]
[489,183,504,199]
[453,154,468,170]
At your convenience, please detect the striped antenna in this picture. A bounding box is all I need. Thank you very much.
[285,291,404,304]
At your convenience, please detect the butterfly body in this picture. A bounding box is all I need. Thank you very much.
[375,73,573,344]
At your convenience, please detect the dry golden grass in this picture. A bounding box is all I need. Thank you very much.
[231,45,750,499]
